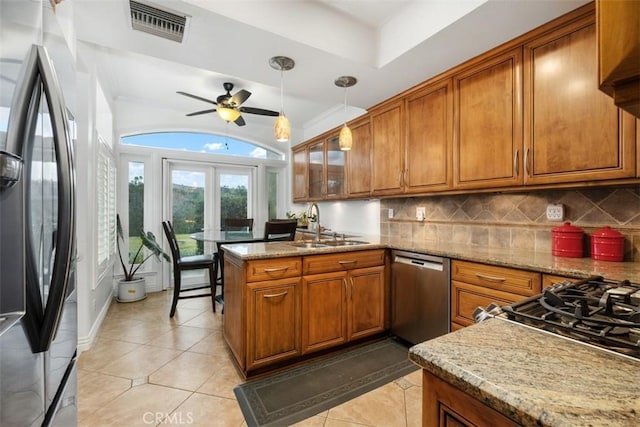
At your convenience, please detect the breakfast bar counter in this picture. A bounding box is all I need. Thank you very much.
[408,318,640,427]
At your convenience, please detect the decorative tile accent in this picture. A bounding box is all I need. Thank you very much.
[380,187,640,262]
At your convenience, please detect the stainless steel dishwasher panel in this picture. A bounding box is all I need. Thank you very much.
[391,250,450,345]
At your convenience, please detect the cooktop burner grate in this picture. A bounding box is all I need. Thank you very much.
[501,277,640,359]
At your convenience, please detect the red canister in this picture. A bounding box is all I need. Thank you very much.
[552,222,584,258]
[591,226,624,262]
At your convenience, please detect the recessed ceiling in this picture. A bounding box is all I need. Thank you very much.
[72,0,590,151]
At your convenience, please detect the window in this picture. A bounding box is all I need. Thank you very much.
[128,162,145,263]
[121,132,283,160]
[97,136,116,275]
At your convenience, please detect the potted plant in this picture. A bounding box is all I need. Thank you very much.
[116,214,170,302]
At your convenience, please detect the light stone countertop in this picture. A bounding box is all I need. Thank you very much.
[222,235,640,282]
[408,318,640,427]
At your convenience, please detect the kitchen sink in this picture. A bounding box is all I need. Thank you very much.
[288,241,330,248]
[322,240,369,246]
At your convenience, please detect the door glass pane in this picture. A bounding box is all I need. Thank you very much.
[220,172,249,226]
[308,141,324,199]
[267,170,278,220]
[326,136,345,196]
[128,162,144,263]
[171,169,205,256]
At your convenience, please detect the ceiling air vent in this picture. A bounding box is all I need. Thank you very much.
[130,0,188,43]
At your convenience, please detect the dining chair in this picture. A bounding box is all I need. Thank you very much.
[263,219,298,241]
[223,218,254,232]
[162,220,217,317]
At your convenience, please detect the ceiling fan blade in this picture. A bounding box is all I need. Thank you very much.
[230,89,251,106]
[186,108,217,117]
[240,106,280,117]
[177,91,217,106]
[234,115,246,126]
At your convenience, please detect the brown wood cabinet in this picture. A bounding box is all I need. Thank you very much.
[346,116,372,197]
[224,250,386,377]
[422,370,519,427]
[453,48,523,190]
[292,145,308,202]
[597,0,640,118]
[302,250,385,354]
[404,78,453,193]
[371,99,404,196]
[304,133,347,200]
[451,260,541,329]
[523,11,636,185]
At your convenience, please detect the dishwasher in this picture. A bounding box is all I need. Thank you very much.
[391,250,450,345]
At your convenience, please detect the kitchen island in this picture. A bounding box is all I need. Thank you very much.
[408,318,640,426]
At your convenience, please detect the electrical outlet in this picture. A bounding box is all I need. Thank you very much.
[546,204,564,221]
[388,208,394,219]
[416,207,426,221]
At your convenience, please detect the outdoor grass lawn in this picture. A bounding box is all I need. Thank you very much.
[128,233,200,262]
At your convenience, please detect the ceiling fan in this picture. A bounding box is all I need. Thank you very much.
[177,82,279,126]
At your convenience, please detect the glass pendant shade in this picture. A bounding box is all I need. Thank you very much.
[217,107,241,122]
[274,114,291,142]
[339,124,352,151]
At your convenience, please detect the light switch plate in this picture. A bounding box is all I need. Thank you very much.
[388,208,394,219]
[416,207,426,221]
[546,204,564,221]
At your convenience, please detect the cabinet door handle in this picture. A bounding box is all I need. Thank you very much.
[524,148,530,176]
[338,260,357,265]
[350,277,355,301]
[475,273,506,282]
[513,149,519,177]
[263,291,288,298]
[343,278,348,297]
[264,266,289,273]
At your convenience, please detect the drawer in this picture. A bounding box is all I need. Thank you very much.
[246,257,302,282]
[451,280,525,327]
[452,260,541,297]
[303,249,385,275]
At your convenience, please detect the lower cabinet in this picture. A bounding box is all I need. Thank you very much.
[302,264,385,354]
[422,370,519,427]
[451,260,541,329]
[246,277,301,371]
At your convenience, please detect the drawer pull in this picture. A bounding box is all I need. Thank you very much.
[475,273,506,282]
[338,260,357,265]
[263,291,288,299]
[263,266,289,273]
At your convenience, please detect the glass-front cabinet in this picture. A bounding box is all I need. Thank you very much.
[300,133,346,201]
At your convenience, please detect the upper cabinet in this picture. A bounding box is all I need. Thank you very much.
[371,99,404,196]
[405,78,453,193]
[597,0,640,118]
[523,10,636,185]
[453,48,523,190]
[292,145,308,202]
[345,116,372,197]
[307,133,346,200]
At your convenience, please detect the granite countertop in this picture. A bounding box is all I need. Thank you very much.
[222,235,640,282]
[409,318,640,427]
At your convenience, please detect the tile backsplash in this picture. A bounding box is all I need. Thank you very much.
[380,186,640,262]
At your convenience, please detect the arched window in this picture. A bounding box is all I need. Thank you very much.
[121,131,284,160]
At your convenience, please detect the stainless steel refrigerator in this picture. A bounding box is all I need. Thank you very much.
[0,1,77,425]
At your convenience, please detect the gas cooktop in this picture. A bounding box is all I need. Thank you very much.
[475,277,640,360]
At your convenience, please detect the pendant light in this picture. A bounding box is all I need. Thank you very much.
[334,76,357,151]
[269,56,295,142]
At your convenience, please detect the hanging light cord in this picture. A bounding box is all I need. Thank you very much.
[280,67,285,115]
[343,86,348,125]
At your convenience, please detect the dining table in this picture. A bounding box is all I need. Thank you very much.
[190,229,265,307]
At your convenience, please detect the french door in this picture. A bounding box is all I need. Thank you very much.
[162,159,255,289]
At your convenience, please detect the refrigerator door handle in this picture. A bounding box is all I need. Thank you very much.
[35,45,75,352]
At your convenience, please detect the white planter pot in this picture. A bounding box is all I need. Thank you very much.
[117,277,147,302]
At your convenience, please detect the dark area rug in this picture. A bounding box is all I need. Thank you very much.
[233,337,417,427]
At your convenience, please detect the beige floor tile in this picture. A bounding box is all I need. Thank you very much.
[98,345,182,379]
[403,368,422,387]
[186,330,227,355]
[160,392,245,427]
[98,321,176,345]
[77,338,140,372]
[327,382,407,427]
[77,370,131,423]
[324,419,373,427]
[180,310,222,329]
[195,355,244,399]
[291,414,329,426]
[146,325,213,350]
[405,384,422,427]
[149,351,219,391]
[87,383,191,427]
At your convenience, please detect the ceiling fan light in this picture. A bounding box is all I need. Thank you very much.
[339,124,352,151]
[274,114,291,142]
[217,107,241,122]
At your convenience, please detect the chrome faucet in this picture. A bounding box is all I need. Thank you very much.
[308,202,320,242]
